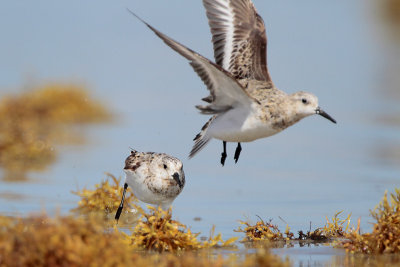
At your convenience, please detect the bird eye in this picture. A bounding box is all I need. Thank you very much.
[163,164,167,169]
[301,98,307,104]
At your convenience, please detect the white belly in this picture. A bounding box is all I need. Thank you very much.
[124,171,179,206]
[207,108,280,142]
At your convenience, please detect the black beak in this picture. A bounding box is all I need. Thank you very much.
[172,172,182,188]
[316,107,336,124]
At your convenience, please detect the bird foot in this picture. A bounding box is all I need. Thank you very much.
[234,143,242,163]
[221,152,227,166]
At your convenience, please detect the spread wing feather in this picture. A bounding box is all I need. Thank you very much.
[127,9,259,115]
[203,0,273,84]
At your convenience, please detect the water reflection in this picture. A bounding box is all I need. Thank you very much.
[0,191,27,201]
[0,83,112,182]
[330,253,400,267]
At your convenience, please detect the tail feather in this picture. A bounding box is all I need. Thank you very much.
[189,135,211,158]
[189,117,215,158]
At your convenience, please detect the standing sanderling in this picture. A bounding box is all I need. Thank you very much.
[127,0,336,166]
[115,150,185,221]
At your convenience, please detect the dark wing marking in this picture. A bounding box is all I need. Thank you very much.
[203,0,273,83]
[189,116,215,158]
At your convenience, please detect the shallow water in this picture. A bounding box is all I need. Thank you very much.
[1,0,400,265]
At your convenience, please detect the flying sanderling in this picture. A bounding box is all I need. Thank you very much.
[115,150,185,221]
[127,0,336,166]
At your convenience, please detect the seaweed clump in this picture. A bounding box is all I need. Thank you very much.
[72,173,137,215]
[236,211,352,244]
[72,176,237,252]
[0,212,288,267]
[321,211,351,238]
[297,211,352,241]
[235,217,292,242]
[340,189,400,254]
[123,205,238,252]
[382,0,400,29]
[0,214,137,266]
[0,83,112,181]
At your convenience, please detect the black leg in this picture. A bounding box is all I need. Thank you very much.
[220,141,227,166]
[115,183,128,222]
[234,142,242,163]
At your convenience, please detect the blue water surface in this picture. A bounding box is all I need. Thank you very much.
[1,0,399,264]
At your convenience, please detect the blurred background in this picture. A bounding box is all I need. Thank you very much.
[0,0,399,237]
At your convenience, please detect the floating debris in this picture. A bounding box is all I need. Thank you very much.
[340,188,400,254]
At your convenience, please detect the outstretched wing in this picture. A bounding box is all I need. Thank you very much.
[203,0,272,83]
[128,9,260,115]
